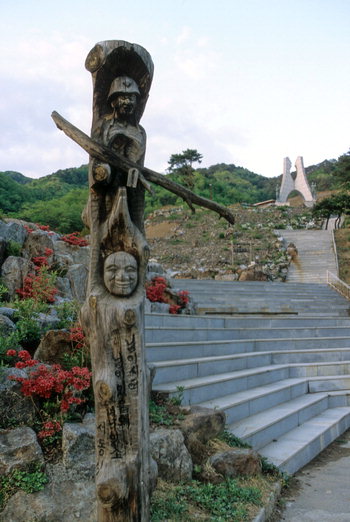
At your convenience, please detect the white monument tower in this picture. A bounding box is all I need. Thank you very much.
[276,156,316,207]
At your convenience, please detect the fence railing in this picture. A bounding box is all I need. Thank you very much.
[327,271,350,301]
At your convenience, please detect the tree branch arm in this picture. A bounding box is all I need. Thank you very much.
[51,111,235,224]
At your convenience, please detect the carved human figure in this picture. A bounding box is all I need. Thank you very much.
[91,75,147,233]
[103,251,138,296]
[95,75,146,164]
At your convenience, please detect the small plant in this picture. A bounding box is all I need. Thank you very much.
[170,385,185,406]
[5,240,22,257]
[219,430,252,448]
[149,392,185,426]
[62,324,90,369]
[0,282,9,303]
[55,300,79,329]
[13,298,46,349]
[0,463,48,509]
[260,456,290,486]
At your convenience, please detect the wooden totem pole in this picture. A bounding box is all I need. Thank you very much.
[80,41,153,521]
[52,39,235,522]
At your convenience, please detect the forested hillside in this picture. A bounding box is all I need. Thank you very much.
[0,155,344,233]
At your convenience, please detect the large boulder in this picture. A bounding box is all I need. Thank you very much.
[62,414,95,475]
[66,264,88,302]
[0,472,97,522]
[55,277,73,300]
[150,428,192,482]
[1,256,32,298]
[179,406,225,465]
[0,313,16,334]
[0,368,36,429]
[34,329,72,365]
[179,406,225,445]
[23,229,55,260]
[209,448,262,478]
[0,220,27,246]
[54,241,90,266]
[0,237,7,267]
[238,266,268,281]
[0,426,44,475]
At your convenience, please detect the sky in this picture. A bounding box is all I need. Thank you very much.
[0,0,349,180]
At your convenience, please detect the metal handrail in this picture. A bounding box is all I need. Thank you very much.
[331,229,339,276]
[327,271,350,301]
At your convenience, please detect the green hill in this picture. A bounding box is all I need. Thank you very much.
[0,155,345,233]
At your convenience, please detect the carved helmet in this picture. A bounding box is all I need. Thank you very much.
[107,76,140,103]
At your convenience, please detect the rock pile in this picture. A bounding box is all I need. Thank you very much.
[0,219,89,303]
[0,405,262,520]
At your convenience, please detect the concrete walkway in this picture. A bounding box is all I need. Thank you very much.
[275,229,338,283]
[275,428,350,521]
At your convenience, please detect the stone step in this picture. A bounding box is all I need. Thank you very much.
[173,282,335,292]
[229,393,330,450]
[174,282,339,293]
[197,372,350,426]
[309,375,350,393]
[198,378,309,425]
[196,306,349,317]
[146,336,350,363]
[152,365,290,405]
[145,313,350,329]
[150,350,350,386]
[259,407,350,474]
[145,325,350,343]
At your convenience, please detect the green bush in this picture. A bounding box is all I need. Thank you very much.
[5,241,22,257]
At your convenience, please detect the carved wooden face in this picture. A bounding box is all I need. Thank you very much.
[104,252,138,296]
[111,94,138,119]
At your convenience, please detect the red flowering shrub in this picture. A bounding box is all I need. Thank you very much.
[16,248,57,303]
[37,420,62,440]
[145,277,168,302]
[178,290,190,306]
[169,304,181,314]
[7,349,92,444]
[36,224,50,232]
[69,325,86,350]
[24,225,34,234]
[61,232,89,247]
[8,351,91,411]
[145,277,190,314]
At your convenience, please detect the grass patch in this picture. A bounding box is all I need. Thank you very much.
[151,477,263,521]
[335,228,350,284]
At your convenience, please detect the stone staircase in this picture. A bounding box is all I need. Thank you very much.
[145,279,350,475]
[275,229,338,283]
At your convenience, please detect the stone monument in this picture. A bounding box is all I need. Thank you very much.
[276,156,316,207]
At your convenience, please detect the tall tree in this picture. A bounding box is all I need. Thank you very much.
[335,150,350,188]
[167,149,203,189]
[312,193,350,229]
